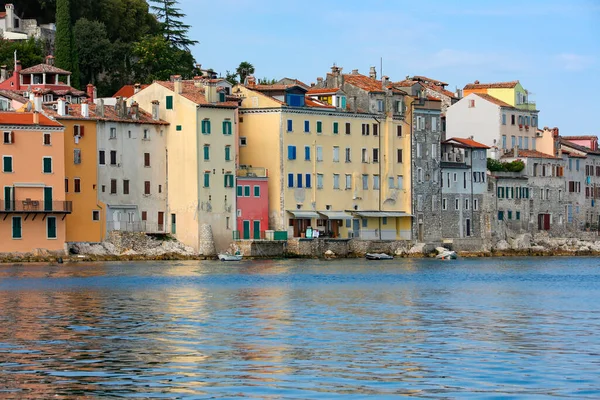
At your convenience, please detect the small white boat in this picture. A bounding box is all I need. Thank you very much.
[436,250,457,260]
[218,252,243,261]
[366,253,394,260]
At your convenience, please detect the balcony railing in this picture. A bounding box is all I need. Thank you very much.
[0,200,73,213]
[237,167,267,178]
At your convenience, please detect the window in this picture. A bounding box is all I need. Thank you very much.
[237,185,243,197]
[502,135,507,149]
[333,146,340,162]
[316,146,323,162]
[373,175,380,190]
[176,125,182,131]
[455,198,459,210]
[416,143,422,158]
[12,216,22,239]
[317,174,323,189]
[362,174,368,190]
[362,124,370,136]
[453,173,457,182]
[333,122,339,134]
[417,168,423,183]
[397,149,403,163]
[502,114,506,125]
[123,179,130,195]
[225,146,231,161]
[345,147,351,163]
[508,210,513,220]
[43,132,51,145]
[166,95,173,109]
[240,137,247,146]
[417,116,426,131]
[576,159,580,171]
[346,174,352,189]
[465,199,469,210]
[3,131,13,144]
[110,150,117,165]
[287,119,293,132]
[372,148,379,163]
[297,174,303,188]
[345,122,351,135]
[388,176,395,189]
[143,129,150,140]
[377,99,384,112]
[305,174,311,188]
[431,144,437,159]
[316,121,322,134]
[141,211,147,221]
[397,175,404,189]
[474,198,479,210]
[511,115,515,125]
[92,210,100,221]
[362,148,368,163]
[99,150,105,165]
[109,127,116,139]
[43,157,52,173]
[47,216,57,239]
[203,145,210,161]
[244,186,251,197]
[468,99,475,108]
[222,121,232,135]
[333,174,340,189]
[203,172,210,188]
[3,156,13,172]
[288,173,294,188]
[442,198,447,210]
[516,211,521,220]
[511,135,516,148]
[201,120,211,134]
[373,123,379,136]
[304,120,310,133]
[74,178,81,193]
[397,125,402,137]
[431,117,437,132]
[171,214,176,234]
[304,146,311,161]
[524,137,529,150]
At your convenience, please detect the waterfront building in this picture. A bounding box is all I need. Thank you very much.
[130,76,240,252]
[440,137,490,240]
[236,68,412,240]
[0,111,71,253]
[446,82,539,156]
[235,166,269,239]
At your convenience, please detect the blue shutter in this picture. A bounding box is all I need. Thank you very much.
[288,146,295,160]
[287,119,293,131]
[305,146,310,160]
[341,97,346,109]
[293,146,297,160]
[305,174,311,188]
[297,173,303,188]
[288,173,294,187]
[304,120,309,132]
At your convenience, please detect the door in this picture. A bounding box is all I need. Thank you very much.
[253,220,260,239]
[44,187,52,211]
[158,212,164,232]
[113,210,121,231]
[466,219,471,237]
[544,214,551,230]
[243,220,250,239]
[352,218,360,238]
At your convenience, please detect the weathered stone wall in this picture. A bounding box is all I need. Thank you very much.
[348,239,413,256]
[235,240,286,257]
[286,238,351,257]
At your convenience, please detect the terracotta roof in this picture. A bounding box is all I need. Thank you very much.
[561,135,598,141]
[394,79,419,87]
[443,137,490,149]
[278,77,310,88]
[413,76,448,86]
[247,84,303,91]
[423,82,456,99]
[559,138,600,155]
[561,150,587,159]
[0,89,27,103]
[500,149,560,160]
[20,63,71,75]
[0,12,6,18]
[42,103,169,125]
[157,81,240,108]
[473,93,514,108]
[464,80,519,90]
[0,111,63,127]
[342,73,386,93]
[113,84,150,98]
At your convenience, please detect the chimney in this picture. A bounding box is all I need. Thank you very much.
[173,75,182,94]
[96,98,104,117]
[45,55,55,66]
[5,3,14,30]
[86,84,95,102]
[317,77,323,84]
[151,100,160,121]
[57,97,67,116]
[13,60,21,90]
[33,90,42,111]
[193,75,203,87]
[205,81,218,103]
[115,96,124,118]
[474,80,480,84]
[133,83,141,94]
[352,69,359,75]
[246,75,256,87]
[369,66,377,79]
[382,75,390,89]
[0,65,6,82]
[33,111,39,125]
[81,99,89,118]
[130,101,139,120]
[310,82,315,87]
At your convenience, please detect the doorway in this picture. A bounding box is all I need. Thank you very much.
[243,220,250,239]
[253,220,261,239]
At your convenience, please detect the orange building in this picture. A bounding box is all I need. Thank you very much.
[0,111,71,254]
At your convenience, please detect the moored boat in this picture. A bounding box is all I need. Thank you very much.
[436,250,457,260]
[218,252,243,261]
[366,253,394,260]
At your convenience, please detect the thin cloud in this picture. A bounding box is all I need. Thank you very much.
[556,53,595,71]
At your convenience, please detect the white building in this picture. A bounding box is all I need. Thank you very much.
[0,4,55,42]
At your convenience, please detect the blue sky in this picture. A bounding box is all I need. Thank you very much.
[181,0,599,135]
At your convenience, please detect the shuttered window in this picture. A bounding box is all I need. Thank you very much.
[144,181,151,194]
[144,153,150,167]
[47,216,57,239]
[43,157,52,173]
[3,156,12,172]
[12,216,21,239]
[166,96,173,109]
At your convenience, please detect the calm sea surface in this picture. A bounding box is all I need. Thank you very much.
[0,257,599,399]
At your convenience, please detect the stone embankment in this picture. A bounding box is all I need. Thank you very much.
[487,232,600,257]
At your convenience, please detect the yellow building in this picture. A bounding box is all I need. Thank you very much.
[235,78,412,240]
[463,80,537,112]
[130,77,240,253]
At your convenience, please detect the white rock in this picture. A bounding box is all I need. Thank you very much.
[495,240,509,250]
[121,249,139,256]
[408,243,426,254]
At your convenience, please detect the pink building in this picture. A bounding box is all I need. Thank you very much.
[561,135,598,151]
[236,167,269,239]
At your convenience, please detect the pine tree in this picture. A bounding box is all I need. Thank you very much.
[148,0,198,51]
[54,0,80,88]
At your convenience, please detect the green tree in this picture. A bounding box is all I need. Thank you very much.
[258,77,277,85]
[225,70,238,85]
[148,0,198,50]
[132,34,195,81]
[0,38,44,68]
[54,0,72,72]
[236,61,254,84]
[74,18,110,85]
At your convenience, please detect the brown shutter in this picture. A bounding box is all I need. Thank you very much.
[80,125,85,137]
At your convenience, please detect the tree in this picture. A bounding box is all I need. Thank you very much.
[74,18,110,85]
[54,0,72,72]
[0,38,44,69]
[236,61,254,84]
[148,0,198,51]
[132,34,195,81]
[258,77,277,85]
[225,70,238,85]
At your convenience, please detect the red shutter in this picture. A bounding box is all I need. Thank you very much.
[10,131,14,144]
[80,125,85,137]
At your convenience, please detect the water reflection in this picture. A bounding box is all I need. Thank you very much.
[0,258,599,398]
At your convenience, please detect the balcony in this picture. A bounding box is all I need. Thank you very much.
[441,152,469,168]
[0,200,73,214]
[237,167,267,178]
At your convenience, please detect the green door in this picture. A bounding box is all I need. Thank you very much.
[253,220,260,239]
[243,220,250,239]
[4,186,11,211]
[44,187,53,211]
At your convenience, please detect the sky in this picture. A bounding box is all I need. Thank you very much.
[181,0,599,136]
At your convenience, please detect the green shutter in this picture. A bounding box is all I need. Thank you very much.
[237,185,243,196]
[333,122,338,134]
[204,172,210,187]
[176,125,182,131]
[225,146,231,161]
[203,146,209,160]
[12,216,21,239]
[223,121,231,135]
[3,156,12,172]
[317,121,322,133]
[166,96,173,109]
[244,186,250,197]
[254,185,260,197]
[47,217,57,239]
[43,157,52,173]
[44,187,52,211]
[229,175,234,187]
[4,186,11,211]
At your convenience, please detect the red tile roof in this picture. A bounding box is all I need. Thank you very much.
[444,137,490,149]
[412,75,449,86]
[43,103,169,125]
[157,81,240,108]
[342,73,386,93]
[0,89,27,103]
[464,80,519,90]
[561,135,598,141]
[0,111,63,127]
[278,78,310,88]
[473,93,514,108]
[423,82,456,98]
[113,84,150,98]
[500,149,561,160]
[0,12,6,18]
[20,63,71,75]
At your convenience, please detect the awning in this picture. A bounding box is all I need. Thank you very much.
[318,211,353,219]
[353,211,412,218]
[287,210,320,219]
